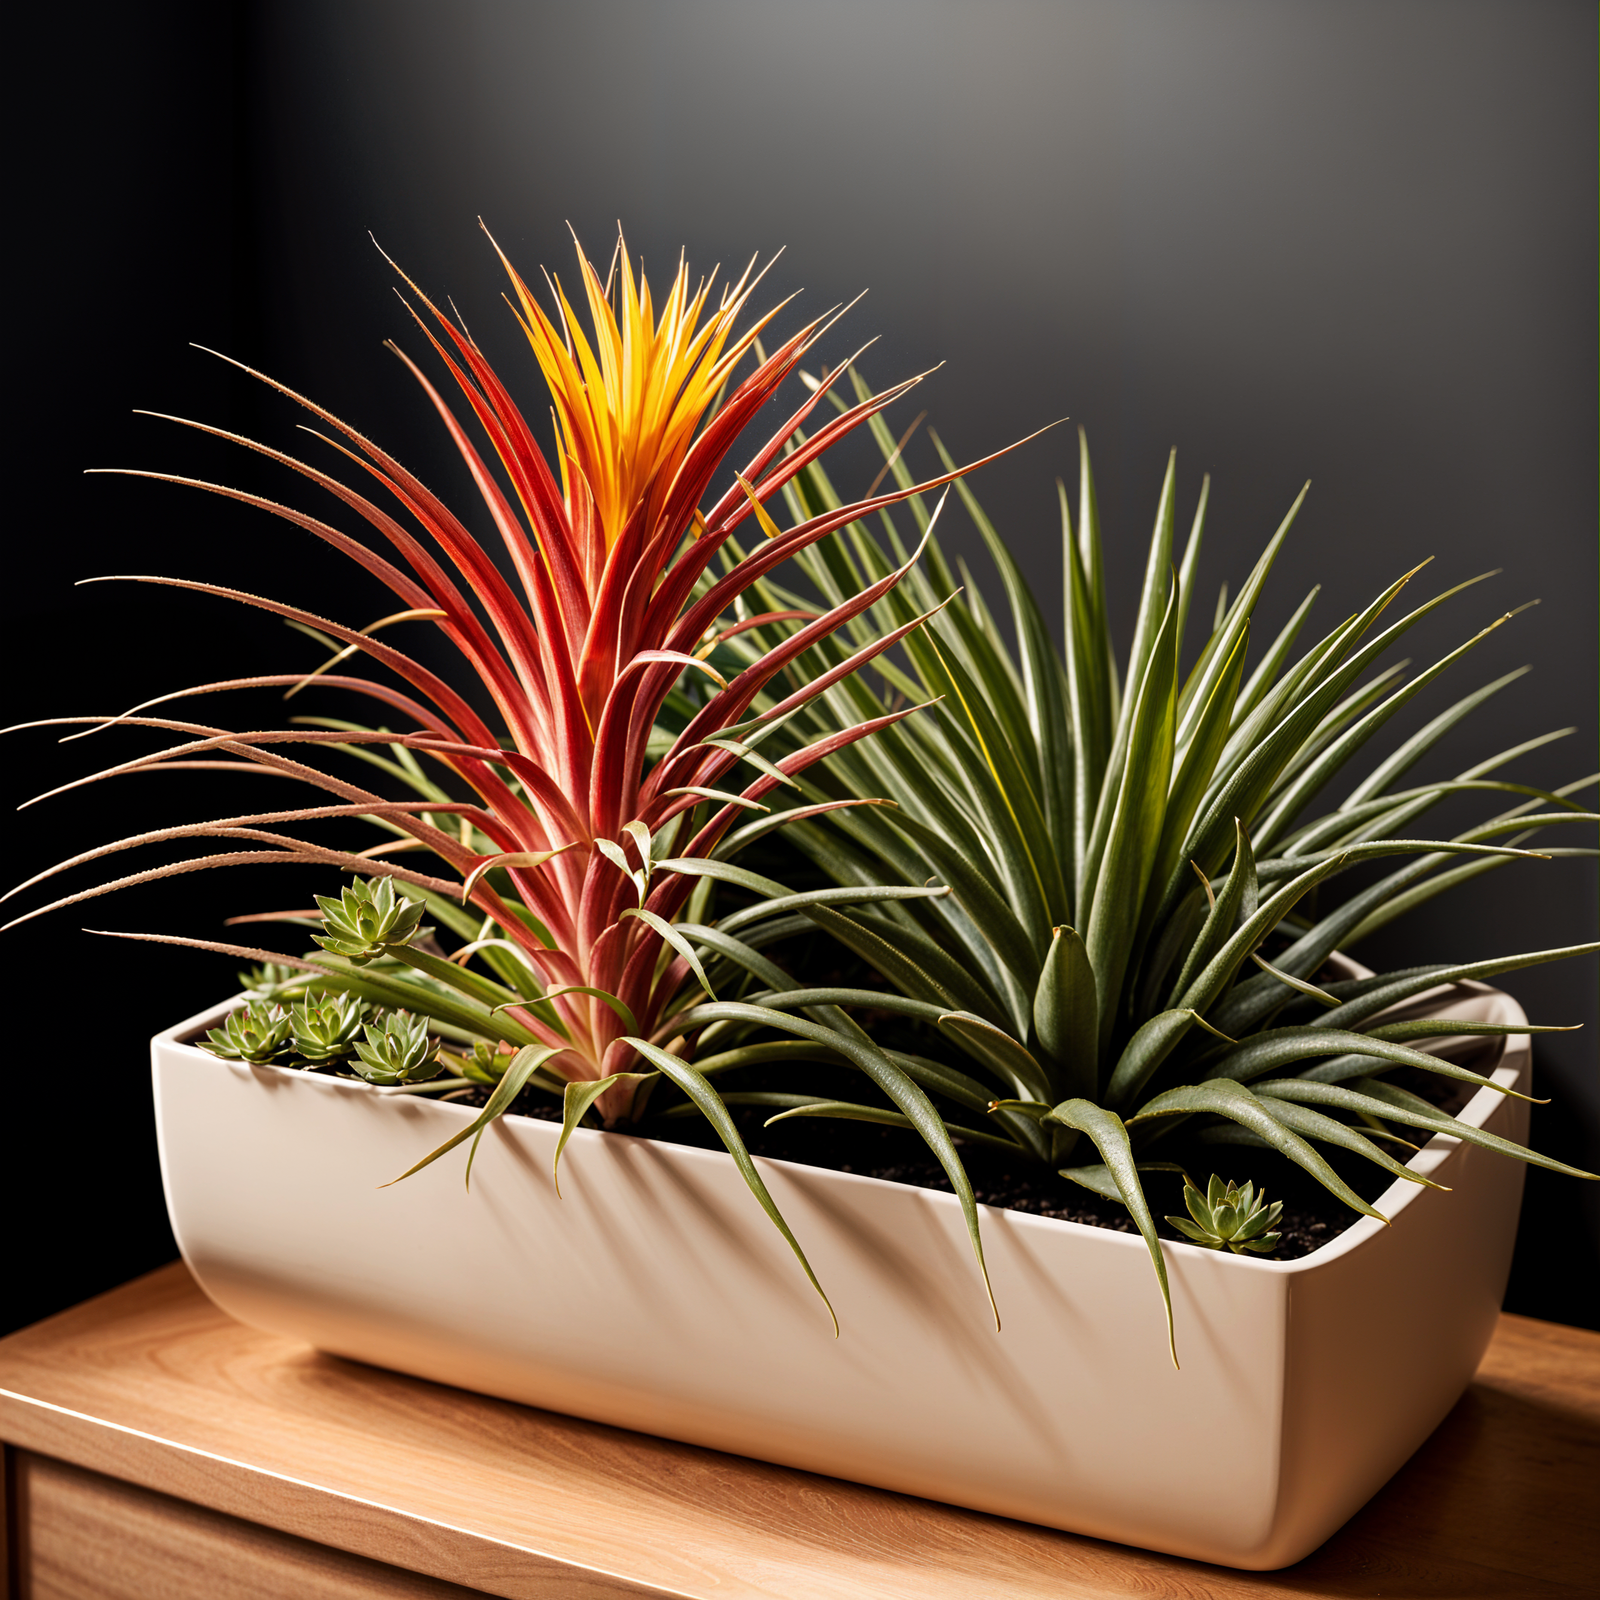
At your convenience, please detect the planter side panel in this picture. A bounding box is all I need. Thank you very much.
[1259,992,1531,1568]
[153,1032,1289,1563]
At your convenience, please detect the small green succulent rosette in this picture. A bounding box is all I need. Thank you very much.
[203,999,293,1064]
[1167,1175,1284,1255]
[312,875,426,964]
[288,993,367,1064]
[350,1010,442,1086]
[457,1039,512,1086]
[236,961,304,1002]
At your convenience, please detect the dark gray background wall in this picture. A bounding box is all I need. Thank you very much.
[5,0,1595,1333]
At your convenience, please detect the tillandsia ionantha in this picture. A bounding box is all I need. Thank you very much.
[3,229,1040,1327]
[642,370,1600,1359]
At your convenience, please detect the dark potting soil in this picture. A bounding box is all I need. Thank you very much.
[442,1023,1493,1264]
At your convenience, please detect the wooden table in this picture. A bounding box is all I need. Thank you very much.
[1,1264,1595,1599]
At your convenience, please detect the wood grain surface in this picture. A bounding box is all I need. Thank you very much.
[1,1264,1595,1600]
[11,1450,487,1600]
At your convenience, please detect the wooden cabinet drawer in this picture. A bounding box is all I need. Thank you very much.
[7,1450,487,1600]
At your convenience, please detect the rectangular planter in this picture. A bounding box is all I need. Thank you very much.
[152,981,1528,1570]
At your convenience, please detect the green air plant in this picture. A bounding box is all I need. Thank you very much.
[1168,1176,1283,1254]
[653,373,1598,1358]
[3,232,1038,1329]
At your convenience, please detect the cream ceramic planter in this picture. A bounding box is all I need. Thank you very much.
[152,979,1529,1570]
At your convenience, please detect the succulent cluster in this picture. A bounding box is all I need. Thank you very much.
[1167,1176,1283,1254]
[203,985,437,1088]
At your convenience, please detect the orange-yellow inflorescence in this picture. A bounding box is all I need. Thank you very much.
[500,235,784,576]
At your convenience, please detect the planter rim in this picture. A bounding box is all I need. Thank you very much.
[155,971,1527,1281]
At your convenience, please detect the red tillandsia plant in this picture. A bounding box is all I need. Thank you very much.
[5,230,1035,1317]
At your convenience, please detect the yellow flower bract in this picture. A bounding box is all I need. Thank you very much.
[500,233,784,570]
